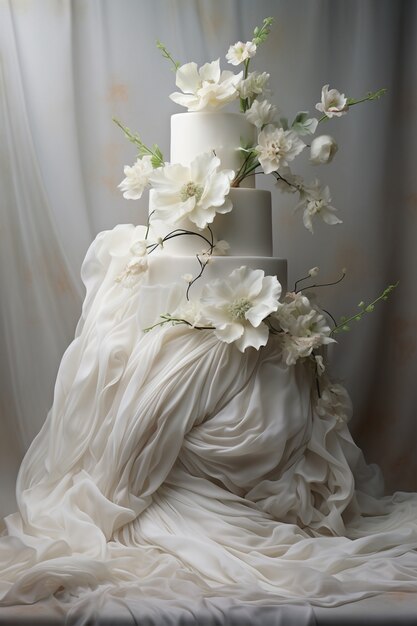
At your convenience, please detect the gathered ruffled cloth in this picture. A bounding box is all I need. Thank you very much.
[1,225,417,623]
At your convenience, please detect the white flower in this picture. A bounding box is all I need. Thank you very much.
[315,85,348,118]
[149,153,234,230]
[310,135,338,165]
[115,254,148,288]
[226,41,257,65]
[316,382,352,425]
[200,266,282,352]
[118,156,154,200]
[276,291,334,339]
[130,240,147,257]
[295,180,342,233]
[245,99,277,129]
[273,291,335,365]
[182,273,194,283]
[212,240,230,256]
[238,71,270,100]
[308,266,320,277]
[169,60,242,111]
[256,126,305,175]
[175,299,203,327]
[275,166,303,194]
[279,334,327,366]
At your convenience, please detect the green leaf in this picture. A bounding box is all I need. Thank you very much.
[279,117,289,130]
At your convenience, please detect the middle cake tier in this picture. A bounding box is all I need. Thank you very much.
[149,188,273,257]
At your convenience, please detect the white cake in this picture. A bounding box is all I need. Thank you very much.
[148,111,287,295]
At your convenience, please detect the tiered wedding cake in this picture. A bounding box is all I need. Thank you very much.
[1,17,417,625]
[147,111,287,295]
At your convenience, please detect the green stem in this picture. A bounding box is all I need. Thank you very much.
[331,281,398,335]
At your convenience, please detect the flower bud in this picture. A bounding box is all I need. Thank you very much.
[310,135,338,165]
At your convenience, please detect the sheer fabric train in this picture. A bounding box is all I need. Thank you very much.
[1,225,417,622]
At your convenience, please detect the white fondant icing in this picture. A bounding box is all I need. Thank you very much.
[149,188,272,257]
[147,255,288,297]
[170,112,256,188]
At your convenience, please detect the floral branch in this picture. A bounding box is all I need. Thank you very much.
[156,40,181,72]
[232,147,259,186]
[331,282,398,335]
[239,17,273,112]
[144,313,213,333]
[295,268,346,294]
[318,88,386,123]
[252,17,274,46]
[185,224,215,300]
[113,117,165,168]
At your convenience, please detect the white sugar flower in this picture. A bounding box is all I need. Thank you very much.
[310,135,338,165]
[273,291,335,365]
[118,156,154,200]
[115,254,148,288]
[256,126,305,175]
[169,60,242,111]
[175,299,203,328]
[245,99,277,129]
[275,166,303,194]
[238,71,270,100]
[149,153,234,230]
[276,291,334,339]
[308,266,320,277]
[295,180,342,233]
[279,334,328,366]
[315,85,348,118]
[200,266,281,352]
[212,240,230,256]
[316,382,352,425]
[226,41,257,65]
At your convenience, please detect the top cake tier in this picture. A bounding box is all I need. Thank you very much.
[170,112,256,189]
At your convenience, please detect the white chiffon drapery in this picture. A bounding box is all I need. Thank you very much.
[1,0,417,622]
[0,225,416,623]
[1,1,417,521]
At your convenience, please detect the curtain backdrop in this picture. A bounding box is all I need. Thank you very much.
[0,0,416,519]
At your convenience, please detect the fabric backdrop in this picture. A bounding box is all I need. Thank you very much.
[0,0,416,519]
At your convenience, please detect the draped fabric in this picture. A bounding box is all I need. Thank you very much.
[1,0,417,622]
[1,1,416,523]
[0,226,416,624]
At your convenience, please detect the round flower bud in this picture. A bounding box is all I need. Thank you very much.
[310,135,338,165]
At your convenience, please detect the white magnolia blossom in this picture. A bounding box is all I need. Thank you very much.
[308,266,320,277]
[149,152,234,230]
[169,60,242,111]
[273,291,335,365]
[200,266,281,352]
[275,166,303,194]
[118,156,154,200]
[295,180,342,233]
[257,126,305,175]
[245,99,277,129]
[310,135,338,165]
[316,381,353,425]
[316,84,348,118]
[226,41,257,65]
[238,71,270,100]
